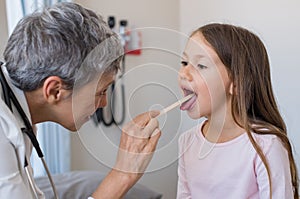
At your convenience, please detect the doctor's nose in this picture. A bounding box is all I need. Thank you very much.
[179,64,193,81]
[95,96,107,108]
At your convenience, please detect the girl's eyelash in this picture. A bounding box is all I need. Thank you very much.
[198,64,207,69]
[181,61,188,66]
[181,61,207,69]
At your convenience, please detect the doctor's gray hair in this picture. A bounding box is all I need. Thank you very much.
[3,2,123,91]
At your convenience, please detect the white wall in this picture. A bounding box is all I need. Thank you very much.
[180,0,300,174]
[71,1,180,199]
[0,0,8,59]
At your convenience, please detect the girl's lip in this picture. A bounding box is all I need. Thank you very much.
[181,86,197,97]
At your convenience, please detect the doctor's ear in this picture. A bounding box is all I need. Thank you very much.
[42,76,70,104]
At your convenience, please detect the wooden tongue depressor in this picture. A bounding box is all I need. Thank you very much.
[158,93,195,117]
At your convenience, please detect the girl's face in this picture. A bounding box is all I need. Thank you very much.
[178,32,232,119]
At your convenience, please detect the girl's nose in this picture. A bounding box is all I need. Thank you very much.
[179,64,193,81]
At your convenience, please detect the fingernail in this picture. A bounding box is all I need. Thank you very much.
[150,110,160,118]
[151,128,160,137]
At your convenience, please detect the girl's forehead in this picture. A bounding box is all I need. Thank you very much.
[184,33,220,64]
[183,33,226,72]
[184,34,211,57]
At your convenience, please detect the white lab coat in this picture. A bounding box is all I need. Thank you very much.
[0,65,45,199]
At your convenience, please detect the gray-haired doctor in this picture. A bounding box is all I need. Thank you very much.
[0,2,161,199]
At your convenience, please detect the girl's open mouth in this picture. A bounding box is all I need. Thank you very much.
[180,89,197,111]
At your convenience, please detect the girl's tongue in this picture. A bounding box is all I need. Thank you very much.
[180,94,197,110]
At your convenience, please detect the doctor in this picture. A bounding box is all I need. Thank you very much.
[0,2,161,199]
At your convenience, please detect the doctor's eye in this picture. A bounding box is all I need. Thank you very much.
[101,89,108,95]
[181,61,188,66]
[96,89,107,96]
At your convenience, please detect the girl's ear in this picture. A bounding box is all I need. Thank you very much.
[229,82,237,95]
[42,76,69,104]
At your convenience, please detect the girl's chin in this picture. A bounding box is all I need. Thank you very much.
[186,108,201,119]
[187,112,201,120]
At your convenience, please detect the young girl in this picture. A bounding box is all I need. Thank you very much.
[177,23,298,199]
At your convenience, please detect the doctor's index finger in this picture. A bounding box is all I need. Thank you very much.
[132,110,160,128]
[149,110,160,118]
[142,118,160,138]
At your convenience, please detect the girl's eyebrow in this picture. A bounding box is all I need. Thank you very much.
[182,52,188,59]
[193,54,206,60]
[182,52,207,60]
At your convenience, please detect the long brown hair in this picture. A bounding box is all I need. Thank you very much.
[193,23,298,199]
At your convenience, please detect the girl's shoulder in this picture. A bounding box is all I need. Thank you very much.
[251,132,285,154]
[179,126,197,141]
[178,121,205,146]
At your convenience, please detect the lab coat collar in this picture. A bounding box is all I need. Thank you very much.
[1,64,33,125]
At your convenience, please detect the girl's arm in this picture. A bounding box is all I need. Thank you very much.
[177,136,192,199]
[255,136,293,199]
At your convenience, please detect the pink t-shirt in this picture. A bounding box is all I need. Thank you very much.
[177,121,293,199]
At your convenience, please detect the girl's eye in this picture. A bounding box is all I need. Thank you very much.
[197,64,207,69]
[181,61,188,66]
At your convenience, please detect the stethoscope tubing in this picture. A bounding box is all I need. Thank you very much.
[25,166,39,199]
[41,157,59,199]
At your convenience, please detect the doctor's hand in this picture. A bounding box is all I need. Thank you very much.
[92,111,161,199]
[115,111,161,175]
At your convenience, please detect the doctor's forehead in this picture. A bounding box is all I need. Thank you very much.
[77,70,115,90]
[96,71,116,87]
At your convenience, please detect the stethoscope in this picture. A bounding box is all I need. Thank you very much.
[0,62,59,199]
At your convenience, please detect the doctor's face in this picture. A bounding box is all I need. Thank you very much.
[67,71,115,131]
